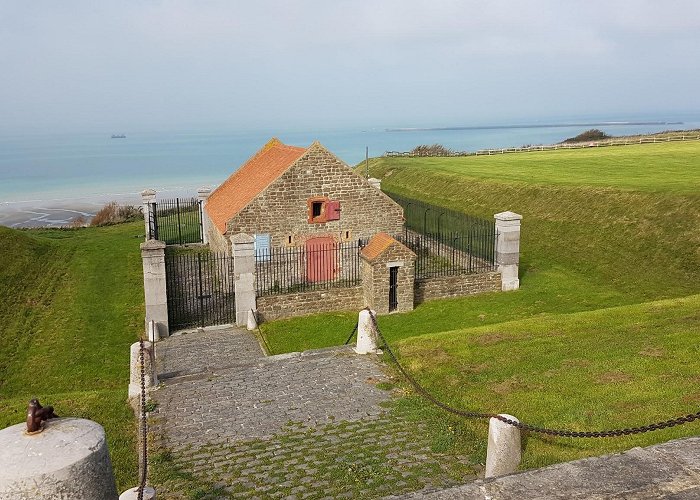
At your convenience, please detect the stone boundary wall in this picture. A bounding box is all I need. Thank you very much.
[414,271,501,304]
[257,286,365,321]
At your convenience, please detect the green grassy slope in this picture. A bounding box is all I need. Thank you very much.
[0,223,144,490]
[389,294,700,468]
[383,141,700,193]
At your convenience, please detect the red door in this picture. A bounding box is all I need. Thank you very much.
[306,237,337,282]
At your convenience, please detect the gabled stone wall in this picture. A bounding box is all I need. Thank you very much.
[226,143,404,249]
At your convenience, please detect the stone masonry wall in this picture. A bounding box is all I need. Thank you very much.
[227,143,404,248]
[363,243,416,314]
[207,223,230,253]
[257,286,365,322]
[414,271,501,304]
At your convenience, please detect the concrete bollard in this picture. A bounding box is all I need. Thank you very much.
[354,309,382,354]
[147,319,159,343]
[247,309,258,331]
[128,341,157,401]
[485,413,522,478]
[119,486,157,499]
[0,418,119,499]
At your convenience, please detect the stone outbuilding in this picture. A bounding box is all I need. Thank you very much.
[203,138,404,258]
[360,233,417,314]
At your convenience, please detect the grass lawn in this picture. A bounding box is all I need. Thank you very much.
[384,141,700,194]
[0,222,145,491]
[260,140,700,471]
[388,294,700,469]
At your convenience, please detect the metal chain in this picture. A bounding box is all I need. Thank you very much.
[344,323,359,345]
[138,338,148,500]
[367,309,700,438]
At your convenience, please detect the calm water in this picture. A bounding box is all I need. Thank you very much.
[1,114,698,227]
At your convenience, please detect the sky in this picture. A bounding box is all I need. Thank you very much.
[1,0,699,133]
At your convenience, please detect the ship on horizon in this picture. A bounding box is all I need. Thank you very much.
[111,134,126,139]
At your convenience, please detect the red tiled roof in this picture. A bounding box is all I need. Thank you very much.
[206,138,307,234]
[360,232,397,261]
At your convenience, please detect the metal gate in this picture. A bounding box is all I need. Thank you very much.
[389,266,399,312]
[149,198,204,245]
[165,251,235,331]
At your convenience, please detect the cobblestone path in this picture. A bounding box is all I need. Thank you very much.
[150,327,479,499]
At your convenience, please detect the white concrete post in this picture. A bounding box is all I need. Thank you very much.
[147,319,159,342]
[141,240,169,338]
[494,211,523,291]
[232,233,257,327]
[247,309,258,331]
[368,177,382,190]
[354,309,381,354]
[197,186,212,245]
[128,341,157,400]
[485,414,522,478]
[141,189,156,241]
[120,486,156,499]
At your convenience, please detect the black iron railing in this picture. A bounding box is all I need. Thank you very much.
[388,193,497,279]
[255,241,362,296]
[153,198,203,245]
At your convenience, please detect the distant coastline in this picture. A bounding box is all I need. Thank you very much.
[386,121,683,132]
[2,117,699,229]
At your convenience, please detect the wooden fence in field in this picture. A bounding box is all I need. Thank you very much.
[384,133,700,158]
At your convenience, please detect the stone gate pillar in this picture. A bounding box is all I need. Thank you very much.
[494,211,522,291]
[141,239,169,338]
[232,234,257,326]
[197,186,212,245]
[141,189,156,241]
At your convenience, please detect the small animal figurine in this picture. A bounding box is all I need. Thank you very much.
[26,398,58,433]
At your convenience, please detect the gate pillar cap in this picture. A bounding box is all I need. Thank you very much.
[140,239,166,251]
[141,189,156,202]
[231,233,254,244]
[494,211,522,222]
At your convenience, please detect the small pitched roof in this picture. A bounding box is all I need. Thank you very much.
[206,138,307,233]
[361,232,403,262]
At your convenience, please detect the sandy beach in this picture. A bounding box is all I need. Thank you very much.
[0,190,186,228]
[0,198,129,228]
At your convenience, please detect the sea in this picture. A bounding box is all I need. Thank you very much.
[2,113,699,228]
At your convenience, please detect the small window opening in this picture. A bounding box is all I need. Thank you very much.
[288,235,293,244]
[312,201,323,219]
[345,231,350,239]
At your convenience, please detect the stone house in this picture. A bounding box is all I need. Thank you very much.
[203,138,404,257]
[139,138,521,333]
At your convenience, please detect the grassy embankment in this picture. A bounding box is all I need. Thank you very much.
[0,222,144,490]
[261,141,700,468]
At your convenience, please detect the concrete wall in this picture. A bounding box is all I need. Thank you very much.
[414,271,501,304]
[226,143,404,249]
[398,437,700,499]
[256,286,364,321]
